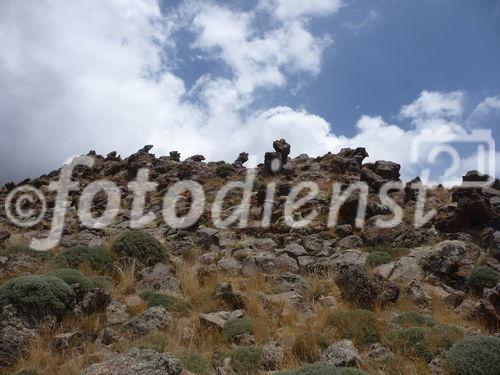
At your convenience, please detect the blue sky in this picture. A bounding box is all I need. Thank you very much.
[0,0,499,184]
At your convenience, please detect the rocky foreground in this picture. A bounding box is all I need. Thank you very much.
[0,140,499,375]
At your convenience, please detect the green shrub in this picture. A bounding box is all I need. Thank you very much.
[392,312,435,327]
[216,163,236,178]
[89,275,112,289]
[217,346,263,375]
[181,353,212,375]
[48,269,94,297]
[446,335,500,375]
[0,275,74,318]
[222,317,253,342]
[1,245,53,260]
[366,251,392,267]
[276,363,367,375]
[390,324,463,362]
[53,246,113,272]
[326,309,381,347]
[140,291,191,314]
[112,230,166,265]
[465,266,499,295]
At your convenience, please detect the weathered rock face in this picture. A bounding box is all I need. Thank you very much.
[321,339,361,368]
[436,173,499,232]
[421,240,479,289]
[81,348,183,375]
[474,284,500,330]
[334,264,400,309]
[234,152,249,166]
[125,306,172,336]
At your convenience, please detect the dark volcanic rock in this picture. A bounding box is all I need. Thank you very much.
[334,264,400,309]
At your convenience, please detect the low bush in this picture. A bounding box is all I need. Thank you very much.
[181,353,212,375]
[217,346,263,375]
[326,309,381,347]
[390,324,463,362]
[1,245,52,260]
[48,268,95,297]
[465,266,499,295]
[446,335,500,375]
[366,251,392,267]
[0,275,74,318]
[140,291,192,314]
[112,230,167,266]
[53,246,113,272]
[392,312,435,327]
[222,317,253,342]
[276,363,367,375]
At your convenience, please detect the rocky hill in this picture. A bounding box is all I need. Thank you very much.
[0,140,499,375]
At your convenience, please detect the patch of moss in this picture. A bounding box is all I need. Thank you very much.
[222,317,253,342]
[392,312,435,327]
[112,230,167,266]
[366,251,392,267]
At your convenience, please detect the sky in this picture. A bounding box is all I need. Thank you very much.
[0,0,499,185]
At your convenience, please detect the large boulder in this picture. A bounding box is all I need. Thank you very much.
[81,348,182,375]
[474,284,500,330]
[334,264,400,310]
[0,325,37,367]
[421,240,479,289]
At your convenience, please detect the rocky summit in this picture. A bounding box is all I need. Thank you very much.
[0,140,499,375]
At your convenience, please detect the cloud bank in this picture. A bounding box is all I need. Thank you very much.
[0,0,497,184]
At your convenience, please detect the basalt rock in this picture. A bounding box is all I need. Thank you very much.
[273,139,291,162]
[81,348,183,375]
[334,264,400,309]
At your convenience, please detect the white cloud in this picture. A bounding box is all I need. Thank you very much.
[400,90,465,121]
[189,3,331,97]
[260,0,343,20]
[470,95,500,118]
[0,0,495,186]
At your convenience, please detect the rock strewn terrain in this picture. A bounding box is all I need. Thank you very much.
[0,140,499,375]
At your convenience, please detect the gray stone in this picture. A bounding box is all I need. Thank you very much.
[125,307,172,336]
[200,310,245,329]
[106,300,129,325]
[217,257,242,273]
[81,348,182,375]
[321,339,361,368]
[337,235,364,249]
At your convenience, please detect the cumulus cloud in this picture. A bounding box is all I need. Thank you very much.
[400,90,465,121]
[259,0,343,20]
[0,0,496,186]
